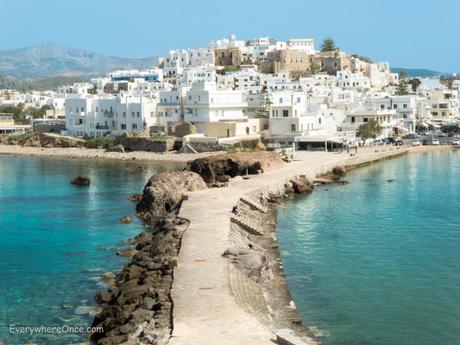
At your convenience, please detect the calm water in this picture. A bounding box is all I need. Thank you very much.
[0,154,182,344]
[276,151,460,345]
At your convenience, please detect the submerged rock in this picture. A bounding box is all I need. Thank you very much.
[70,176,91,186]
[120,215,132,224]
[116,248,138,257]
[127,194,142,202]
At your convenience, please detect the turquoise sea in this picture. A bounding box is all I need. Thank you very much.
[0,154,181,344]
[276,151,460,345]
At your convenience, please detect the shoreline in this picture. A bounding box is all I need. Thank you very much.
[0,144,226,162]
[169,145,453,345]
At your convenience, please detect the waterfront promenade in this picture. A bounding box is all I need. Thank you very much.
[169,147,420,345]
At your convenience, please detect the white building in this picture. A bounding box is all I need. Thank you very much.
[369,95,418,132]
[286,38,316,55]
[65,94,158,137]
[341,106,397,138]
[183,81,248,132]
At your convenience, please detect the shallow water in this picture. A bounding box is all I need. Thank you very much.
[276,151,460,345]
[0,154,182,344]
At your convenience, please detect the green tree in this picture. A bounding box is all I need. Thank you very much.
[351,54,372,63]
[398,71,407,80]
[310,63,321,74]
[396,81,408,95]
[408,78,421,92]
[356,119,382,140]
[321,38,337,52]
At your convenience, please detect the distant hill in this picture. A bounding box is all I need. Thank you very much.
[0,75,90,91]
[0,43,158,80]
[391,67,443,78]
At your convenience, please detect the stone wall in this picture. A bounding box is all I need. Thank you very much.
[115,134,176,152]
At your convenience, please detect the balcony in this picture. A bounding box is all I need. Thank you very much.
[103,110,114,117]
[95,125,110,130]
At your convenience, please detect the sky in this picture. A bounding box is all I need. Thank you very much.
[0,0,458,72]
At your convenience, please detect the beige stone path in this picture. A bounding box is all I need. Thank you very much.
[169,148,410,345]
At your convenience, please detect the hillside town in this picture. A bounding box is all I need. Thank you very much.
[1,35,459,150]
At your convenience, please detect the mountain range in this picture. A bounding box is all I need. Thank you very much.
[391,67,444,78]
[0,43,158,80]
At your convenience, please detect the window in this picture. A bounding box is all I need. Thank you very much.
[123,112,126,118]
[283,110,289,117]
[363,118,368,122]
[291,124,296,132]
[393,104,398,109]
[132,123,137,130]
[121,124,126,130]
[137,112,140,118]
[403,104,408,108]
[380,104,385,109]
[132,112,135,117]
[351,116,355,123]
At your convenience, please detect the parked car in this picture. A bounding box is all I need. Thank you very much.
[151,130,165,136]
[403,133,419,139]
[386,137,396,144]
[431,139,440,145]
[395,139,403,146]
[412,140,421,146]
[422,139,430,145]
[435,132,448,137]
[451,139,460,145]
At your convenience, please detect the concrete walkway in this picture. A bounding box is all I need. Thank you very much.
[169,148,409,345]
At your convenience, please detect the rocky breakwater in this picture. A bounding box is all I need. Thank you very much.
[91,171,207,345]
[187,151,283,187]
[222,175,321,344]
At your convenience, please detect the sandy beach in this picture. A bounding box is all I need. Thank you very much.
[0,144,226,162]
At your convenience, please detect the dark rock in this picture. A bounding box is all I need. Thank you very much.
[332,166,347,177]
[97,334,128,345]
[116,248,138,257]
[95,291,113,304]
[120,215,132,224]
[128,194,143,202]
[187,152,283,186]
[70,176,90,186]
[289,175,314,194]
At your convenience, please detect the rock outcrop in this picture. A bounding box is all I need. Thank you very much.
[187,152,283,186]
[91,219,188,345]
[136,171,207,221]
[26,133,84,147]
[70,176,91,186]
[319,166,347,181]
[288,175,314,194]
